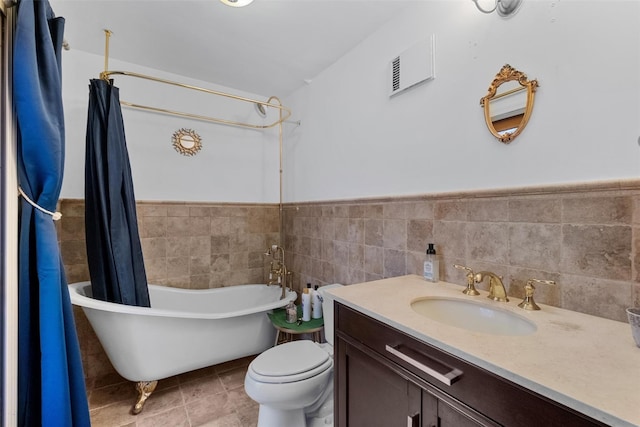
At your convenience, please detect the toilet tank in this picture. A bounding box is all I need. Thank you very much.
[318,284,343,346]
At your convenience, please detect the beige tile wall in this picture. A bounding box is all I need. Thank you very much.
[58,180,640,386]
[60,200,281,288]
[282,181,640,323]
[59,182,640,319]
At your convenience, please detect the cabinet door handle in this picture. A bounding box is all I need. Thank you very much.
[385,344,463,386]
[407,413,419,427]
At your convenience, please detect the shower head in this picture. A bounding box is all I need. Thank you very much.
[255,102,267,118]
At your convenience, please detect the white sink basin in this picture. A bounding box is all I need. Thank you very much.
[411,297,537,336]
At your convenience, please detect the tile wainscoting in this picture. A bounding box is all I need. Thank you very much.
[58,180,640,398]
[59,201,281,289]
[283,180,640,323]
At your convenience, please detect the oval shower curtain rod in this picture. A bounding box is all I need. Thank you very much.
[99,30,292,130]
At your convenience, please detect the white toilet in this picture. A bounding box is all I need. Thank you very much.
[244,284,342,427]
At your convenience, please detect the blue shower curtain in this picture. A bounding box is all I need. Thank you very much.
[14,0,90,425]
[84,79,150,307]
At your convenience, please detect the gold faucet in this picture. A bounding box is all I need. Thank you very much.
[474,271,508,302]
[265,244,290,300]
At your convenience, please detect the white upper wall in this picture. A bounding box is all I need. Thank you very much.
[283,0,640,202]
[60,51,280,202]
[59,1,640,204]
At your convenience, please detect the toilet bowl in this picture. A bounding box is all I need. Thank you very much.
[244,284,342,427]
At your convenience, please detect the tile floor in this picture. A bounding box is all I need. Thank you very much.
[88,356,259,427]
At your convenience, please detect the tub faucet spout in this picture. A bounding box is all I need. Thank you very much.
[265,245,290,300]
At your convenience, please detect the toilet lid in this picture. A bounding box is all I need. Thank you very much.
[249,340,332,384]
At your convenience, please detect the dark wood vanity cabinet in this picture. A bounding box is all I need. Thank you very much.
[339,339,491,427]
[335,303,608,427]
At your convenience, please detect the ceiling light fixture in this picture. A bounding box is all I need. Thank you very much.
[472,0,523,17]
[219,0,254,7]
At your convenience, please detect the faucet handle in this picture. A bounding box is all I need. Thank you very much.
[453,264,472,274]
[453,264,480,296]
[518,278,556,311]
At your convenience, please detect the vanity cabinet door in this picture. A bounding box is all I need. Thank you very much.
[336,333,487,427]
[436,399,488,427]
[338,339,423,426]
[422,388,489,427]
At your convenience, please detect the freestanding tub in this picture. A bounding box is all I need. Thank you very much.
[68,281,296,413]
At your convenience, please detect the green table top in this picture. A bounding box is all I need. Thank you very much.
[268,306,324,332]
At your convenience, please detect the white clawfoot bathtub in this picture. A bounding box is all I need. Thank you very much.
[69,281,296,413]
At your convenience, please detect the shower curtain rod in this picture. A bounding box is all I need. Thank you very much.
[99,31,292,130]
[99,30,290,240]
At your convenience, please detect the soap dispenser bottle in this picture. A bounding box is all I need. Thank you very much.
[423,243,440,283]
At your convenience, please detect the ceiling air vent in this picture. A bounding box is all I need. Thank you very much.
[389,35,435,97]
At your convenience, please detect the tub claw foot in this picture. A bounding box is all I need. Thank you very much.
[132,380,158,415]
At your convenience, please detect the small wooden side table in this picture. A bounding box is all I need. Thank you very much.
[268,307,324,345]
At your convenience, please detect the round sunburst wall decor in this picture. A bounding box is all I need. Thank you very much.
[172,128,202,156]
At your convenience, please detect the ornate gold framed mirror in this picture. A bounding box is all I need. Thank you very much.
[172,128,202,156]
[480,64,538,144]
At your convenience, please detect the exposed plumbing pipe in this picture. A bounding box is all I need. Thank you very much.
[266,96,285,248]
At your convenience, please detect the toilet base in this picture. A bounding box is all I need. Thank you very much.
[256,406,334,427]
[257,406,306,427]
[307,413,333,427]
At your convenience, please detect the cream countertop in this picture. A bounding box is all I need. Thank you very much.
[326,275,639,427]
